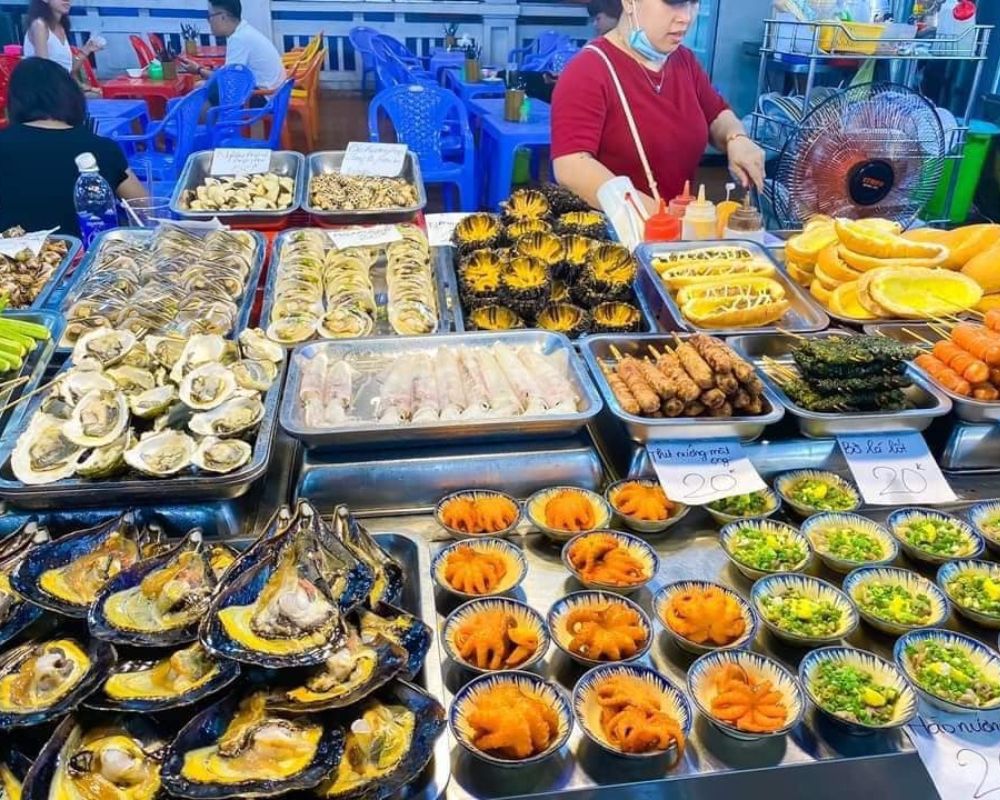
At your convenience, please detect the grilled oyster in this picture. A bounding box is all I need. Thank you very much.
[124,430,197,477]
[592,301,643,334]
[63,389,129,448]
[129,385,178,420]
[514,232,565,275]
[90,530,217,647]
[188,394,265,438]
[320,682,445,800]
[467,305,524,332]
[231,359,278,392]
[535,303,591,338]
[0,638,113,728]
[500,257,550,319]
[0,522,50,647]
[179,363,237,411]
[71,329,137,368]
[571,243,636,306]
[556,210,608,240]
[75,428,133,479]
[452,214,503,256]
[162,691,344,798]
[501,189,550,224]
[89,642,240,713]
[239,328,285,364]
[333,506,403,607]
[192,437,252,475]
[358,604,432,681]
[11,413,85,485]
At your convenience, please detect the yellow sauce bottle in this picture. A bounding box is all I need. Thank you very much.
[681,184,718,241]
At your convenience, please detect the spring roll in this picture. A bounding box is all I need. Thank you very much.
[434,347,466,420]
[377,357,415,424]
[493,343,547,414]
[474,348,522,417]
[411,354,440,424]
[516,347,579,413]
[458,348,490,419]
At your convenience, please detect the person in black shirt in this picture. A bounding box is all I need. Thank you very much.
[0,58,146,238]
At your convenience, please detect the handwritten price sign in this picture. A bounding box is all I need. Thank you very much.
[647,439,766,505]
[425,213,470,247]
[210,148,272,176]
[837,431,956,506]
[908,708,1000,799]
[328,225,403,250]
[340,142,408,177]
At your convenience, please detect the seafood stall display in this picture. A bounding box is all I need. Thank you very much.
[305,151,427,223]
[178,172,295,211]
[0,227,80,309]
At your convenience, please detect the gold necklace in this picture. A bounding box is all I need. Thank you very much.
[611,29,666,94]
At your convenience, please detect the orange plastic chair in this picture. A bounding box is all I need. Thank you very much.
[147,33,165,56]
[282,31,322,66]
[283,47,324,151]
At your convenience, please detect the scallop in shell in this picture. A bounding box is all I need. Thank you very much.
[179,363,237,411]
[62,389,129,448]
[124,430,197,477]
[188,394,265,438]
[193,437,252,475]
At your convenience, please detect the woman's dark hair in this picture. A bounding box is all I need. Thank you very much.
[7,57,86,126]
[26,0,71,33]
[587,0,622,19]
[209,0,241,21]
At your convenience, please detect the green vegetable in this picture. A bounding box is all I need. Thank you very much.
[729,526,807,572]
[0,317,50,341]
[709,491,773,518]
[979,513,1000,540]
[761,589,843,638]
[787,478,856,512]
[812,661,901,726]
[813,525,885,563]
[897,517,971,557]
[905,641,1000,708]
[946,572,1000,618]
[856,583,933,626]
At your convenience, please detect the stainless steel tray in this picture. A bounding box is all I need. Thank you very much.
[262,228,452,346]
[16,234,82,311]
[441,245,658,339]
[303,150,427,225]
[727,331,953,438]
[0,360,286,509]
[579,333,785,442]
[279,331,603,448]
[865,322,1000,424]
[635,239,831,335]
[55,227,266,351]
[0,310,63,441]
[170,150,306,225]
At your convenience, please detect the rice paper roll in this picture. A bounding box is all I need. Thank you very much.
[435,347,467,420]
[473,348,522,418]
[458,348,490,419]
[411,354,440,423]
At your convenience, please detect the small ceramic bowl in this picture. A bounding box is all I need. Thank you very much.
[967,500,1000,555]
[431,538,528,600]
[450,670,573,766]
[719,518,811,581]
[894,628,1000,714]
[800,512,898,574]
[937,560,1000,630]
[525,486,612,543]
[573,663,691,759]
[604,478,690,535]
[751,573,858,647]
[547,590,652,667]
[126,67,144,78]
[799,646,917,733]
[442,597,550,674]
[561,530,659,594]
[843,566,950,636]
[886,507,984,566]
[434,490,522,540]
[653,580,757,655]
[687,649,804,741]
[704,488,781,527]
[774,470,862,518]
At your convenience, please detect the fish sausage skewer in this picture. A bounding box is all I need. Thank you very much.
[673,341,715,390]
[599,361,640,416]
[615,356,661,414]
[648,348,701,403]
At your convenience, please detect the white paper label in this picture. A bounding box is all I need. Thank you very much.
[210,148,272,176]
[340,142,408,177]
[907,705,1000,800]
[328,225,403,250]
[837,431,956,506]
[647,439,766,506]
[425,213,470,247]
[0,228,59,258]
[158,218,228,234]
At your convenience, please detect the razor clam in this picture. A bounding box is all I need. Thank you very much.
[62,389,129,448]
[124,430,197,476]
[169,334,226,384]
[231,359,278,392]
[357,604,431,681]
[333,506,404,607]
[129,385,178,419]
[188,394,264,438]
[239,328,284,363]
[10,512,147,617]
[160,690,345,800]
[192,437,252,475]
[75,429,133,479]
[89,530,217,647]
[179,363,237,411]
[10,414,85,485]
[0,638,115,728]
[0,522,50,648]
[85,642,240,713]
[22,713,166,800]
[320,681,445,800]
[71,329,137,368]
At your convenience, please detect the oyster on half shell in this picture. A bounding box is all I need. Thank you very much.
[231,359,278,392]
[179,363,237,411]
[192,437,252,475]
[239,327,285,364]
[62,389,129,448]
[188,394,264,438]
[71,329,137,368]
[75,428,133,479]
[124,430,197,477]
[11,413,85,485]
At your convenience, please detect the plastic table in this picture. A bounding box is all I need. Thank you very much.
[428,50,465,82]
[478,102,552,209]
[442,68,507,102]
[187,45,225,67]
[99,74,194,119]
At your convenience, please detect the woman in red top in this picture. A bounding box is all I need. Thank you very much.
[551,0,764,213]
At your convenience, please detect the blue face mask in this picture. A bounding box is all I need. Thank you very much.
[627,6,670,68]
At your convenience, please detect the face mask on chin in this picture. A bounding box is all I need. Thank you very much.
[626,4,670,68]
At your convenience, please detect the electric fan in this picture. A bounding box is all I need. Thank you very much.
[768,82,946,228]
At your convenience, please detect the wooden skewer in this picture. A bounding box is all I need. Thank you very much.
[775,327,807,341]
[901,328,934,348]
[609,345,625,363]
[0,375,59,416]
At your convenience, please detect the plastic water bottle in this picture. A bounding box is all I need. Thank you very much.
[73,152,117,247]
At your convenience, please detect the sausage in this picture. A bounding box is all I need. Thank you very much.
[731,388,752,411]
[600,363,640,415]
[637,359,676,400]
[616,357,661,414]
[716,373,739,396]
[663,398,685,417]
[674,342,715,390]
[653,350,701,402]
[683,400,706,417]
[700,388,727,410]
[709,401,734,417]
[690,333,734,374]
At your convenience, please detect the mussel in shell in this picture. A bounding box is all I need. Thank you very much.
[87,642,240,713]
[0,638,114,728]
[89,530,217,647]
[333,506,403,607]
[358,604,432,681]
[161,691,345,799]
[467,305,524,332]
[0,747,30,800]
[535,303,591,338]
[320,681,445,800]
[0,522,50,648]
[591,301,643,334]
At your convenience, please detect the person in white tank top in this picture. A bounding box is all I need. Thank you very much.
[23,0,103,77]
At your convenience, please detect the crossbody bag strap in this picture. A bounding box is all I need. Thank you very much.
[584,43,661,203]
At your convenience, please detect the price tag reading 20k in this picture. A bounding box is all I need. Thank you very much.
[647,439,766,506]
[837,431,956,506]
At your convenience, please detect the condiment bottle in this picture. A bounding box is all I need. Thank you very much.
[668,180,695,219]
[147,59,163,81]
[716,182,740,238]
[724,194,765,243]
[644,199,681,242]
[681,184,717,241]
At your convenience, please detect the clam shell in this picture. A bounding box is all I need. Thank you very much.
[800,512,897,573]
[547,590,652,667]
[431,538,528,599]
[894,628,1000,714]
[443,597,549,674]
[843,566,950,636]
[653,580,757,655]
[936,559,1000,629]
[561,530,658,594]
[751,573,859,647]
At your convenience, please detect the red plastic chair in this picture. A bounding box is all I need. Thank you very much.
[71,47,101,93]
[147,33,165,56]
[129,34,155,67]
[0,55,14,128]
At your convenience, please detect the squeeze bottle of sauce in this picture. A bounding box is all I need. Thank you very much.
[681,184,718,241]
[724,194,766,244]
[644,199,681,242]
[716,183,740,237]
[668,180,695,219]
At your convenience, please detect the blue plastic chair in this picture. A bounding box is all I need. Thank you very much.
[348,26,380,95]
[375,34,426,70]
[164,65,255,151]
[368,84,475,212]
[111,86,210,181]
[212,79,295,149]
[371,37,435,89]
[549,46,580,75]
[508,30,569,69]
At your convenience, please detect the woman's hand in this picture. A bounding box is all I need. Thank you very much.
[82,38,104,56]
[727,135,765,191]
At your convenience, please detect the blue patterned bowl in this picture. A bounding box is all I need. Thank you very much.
[936,560,1000,630]
[751,573,858,647]
[800,512,897,574]
[547,591,652,667]
[843,566,950,636]
[526,487,613,543]
[704,488,781,527]
[604,478,691,534]
[653,580,757,655]
[561,530,659,594]
[434,490,523,540]
[886,507,984,566]
[442,597,549,674]
[774,470,861,518]
[431,538,528,599]
[894,628,1000,714]
[967,500,1000,555]
[719,519,811,581]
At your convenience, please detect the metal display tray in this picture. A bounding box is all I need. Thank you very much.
[262,228,453,346]
[0,310,63,440]
[635,239,831,335]
[279,331,603,449]
[579,333,785,442]
[170,150,307,225]
[13,234,82,311]
[865,322,1000,424]
[439,245,658,338]
[303,150,428,224]
[727,331,953,438]
[0,360,286,509]
[54,227,267,352]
